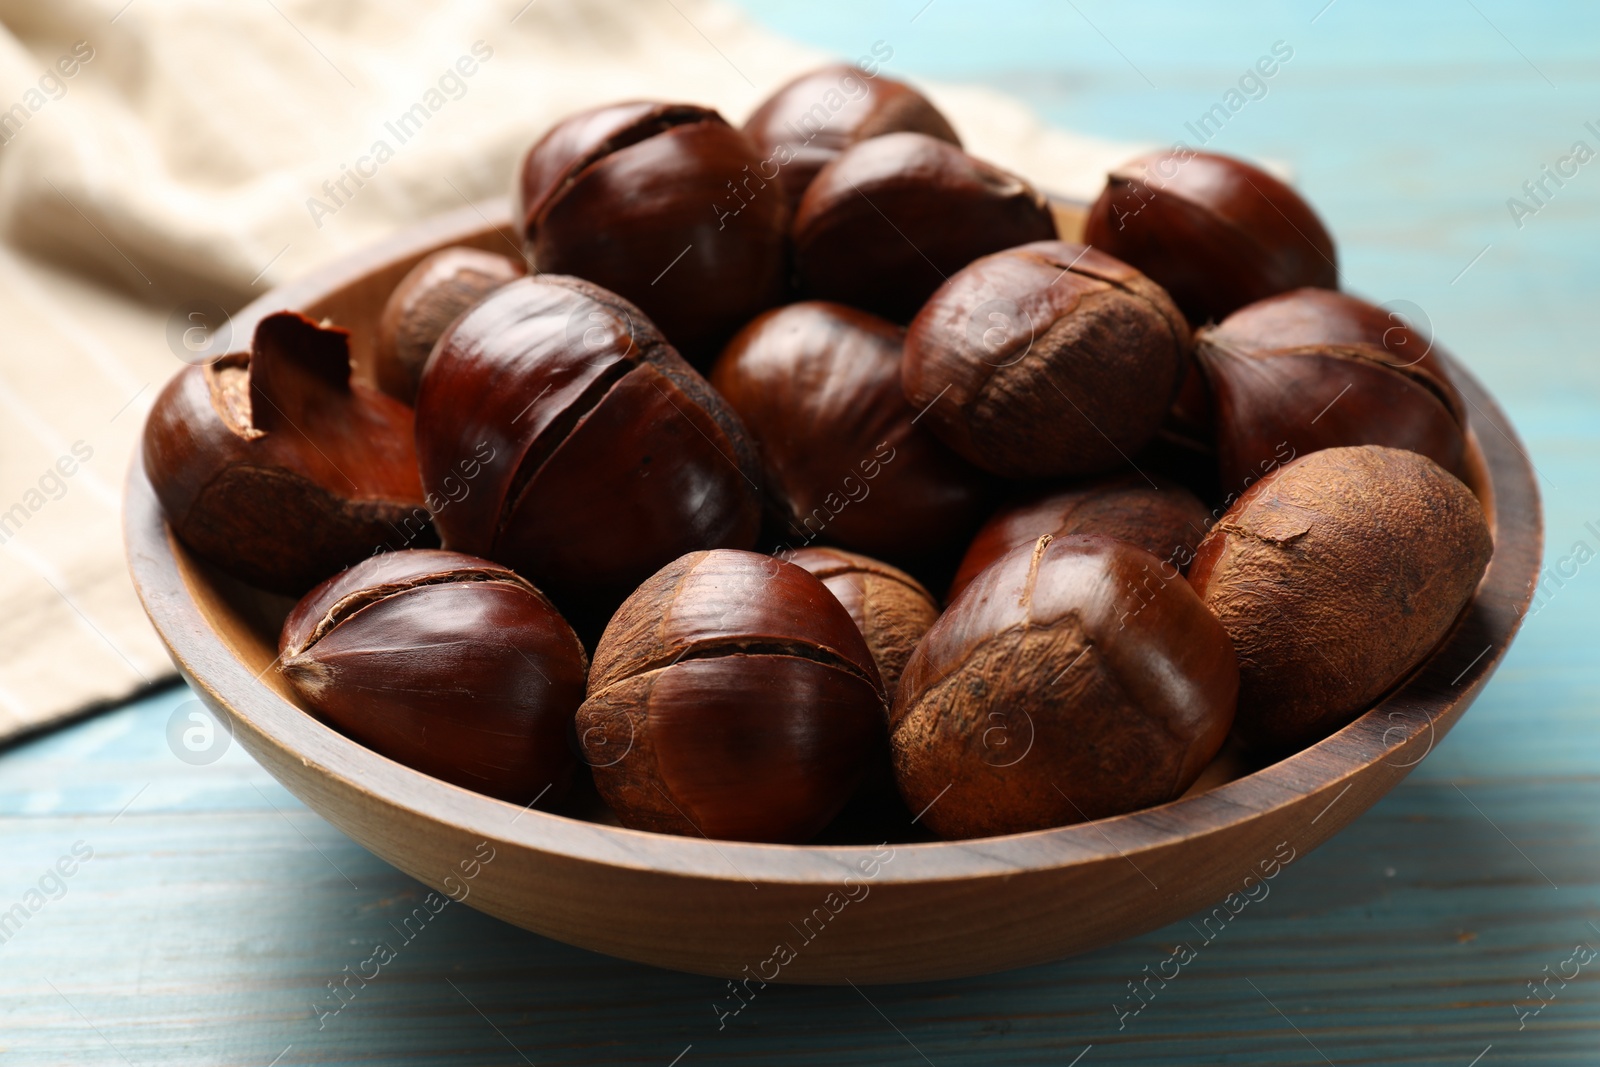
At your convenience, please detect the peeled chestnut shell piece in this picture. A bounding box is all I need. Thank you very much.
[374,247,524,404]
[577,550,886,843]
[279,550,587,805]
[1084,149,1339,325]
[743,63,961,217]
[711,301,990,568]
[515,101,788,362]
[787,546,939,700]
[793,132,1057,322]
[415,275,762,637]
[893,534,1238,840]
[949,474,1212,602]
[903,241,1190,480]
[1205,286,1466,425]
[1196,335,1469,495]
[143,311,427,594]
[1189,446,1492,752]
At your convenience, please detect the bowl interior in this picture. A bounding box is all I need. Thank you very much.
[212,196,1511,840]
[122,197,1542,983]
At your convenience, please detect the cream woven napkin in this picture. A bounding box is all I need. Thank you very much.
[0,0,1139,743]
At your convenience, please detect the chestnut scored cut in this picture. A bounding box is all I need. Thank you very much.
[793,132,1057,322]
[1196,336,1469,494]
[143,311,426,594]
[893,534,1238,840]
[711,301,990,569]
[787,546,940,701]
[1204,286,1465,425]
[279,549,588,806]
[743,63,961,217]
[948,474,1211,603]
[577,549,886,843]
[903,241,1190,480]
[515,101,788,363]
[787,545,932,841]
[1189,446,1492,753]
[1084,148,1339,325]
[415,275,762,637]
[374,247,524,404]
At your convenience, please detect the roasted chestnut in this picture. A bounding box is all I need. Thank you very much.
[710,301,989,569]
[948,474,1211,602]
[893,534,1238,839]
[1195,336,1468,494]
[374,247,524,404]
[279,549,587,805]
[787,545,932,840]
[1203,287,1465,422]
[793,132,1057,322]
[1083,149,1338,325]
[743,63,960,217]
[902,241,1189,480]
[787,546,939,700]
[576,550,886,843]
[414,275,762,635]
[143,311,426,594]
[1189,446,1491,752]
[515,101,788,362]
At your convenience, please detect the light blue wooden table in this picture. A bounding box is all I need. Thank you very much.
[4,2,1598,1063]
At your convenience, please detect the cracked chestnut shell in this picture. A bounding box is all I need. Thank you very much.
[1084,149,1338,325]
[1189,446,1492,753]
[948,474,1211,602]
[576,549,886,843]
[374,247,524,404]
[515,101,788,363]
[902,241,1190,479]
[710,301,989,569]
[793,132,1057,322]
[279,550,587,805]
[787,546,939,701]
[143,311,426,595]
[892,534,1238,840]
[743,64,960,217]
[1196,335,1469,495]
[415,275,762,637]
[1204,286,1465,425]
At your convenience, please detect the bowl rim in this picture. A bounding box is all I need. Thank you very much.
[124,199,1544,888]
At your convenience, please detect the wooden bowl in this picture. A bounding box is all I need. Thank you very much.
[124,198,1541,984]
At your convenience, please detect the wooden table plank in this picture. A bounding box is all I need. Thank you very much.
[2,589,1596,1066]
[4,1,1600,1063]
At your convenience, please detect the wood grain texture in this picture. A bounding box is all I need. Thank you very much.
[6,0,1599,1060]
[2,686,1598,1066]
[116,192,1536,988]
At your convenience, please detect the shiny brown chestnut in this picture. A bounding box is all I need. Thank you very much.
[374,247,524,404]
[711,301,989,569]
[903,241,1189,480]
[1189,446,1491,753]
[793,132,1057,322]
[1204,287,1465,423]
[743,63,960,217]
[576,550,886,843]
[948,474,1211,603]
[787,546,932,840]
[279,549,587,805]
[787,546,939,700]
[1083,148,1339,325]
[1195,335,1469,495]
[515,101,788,363]
[414,275,762,637]
[893,534,1238,840]
[143,311,426,594]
